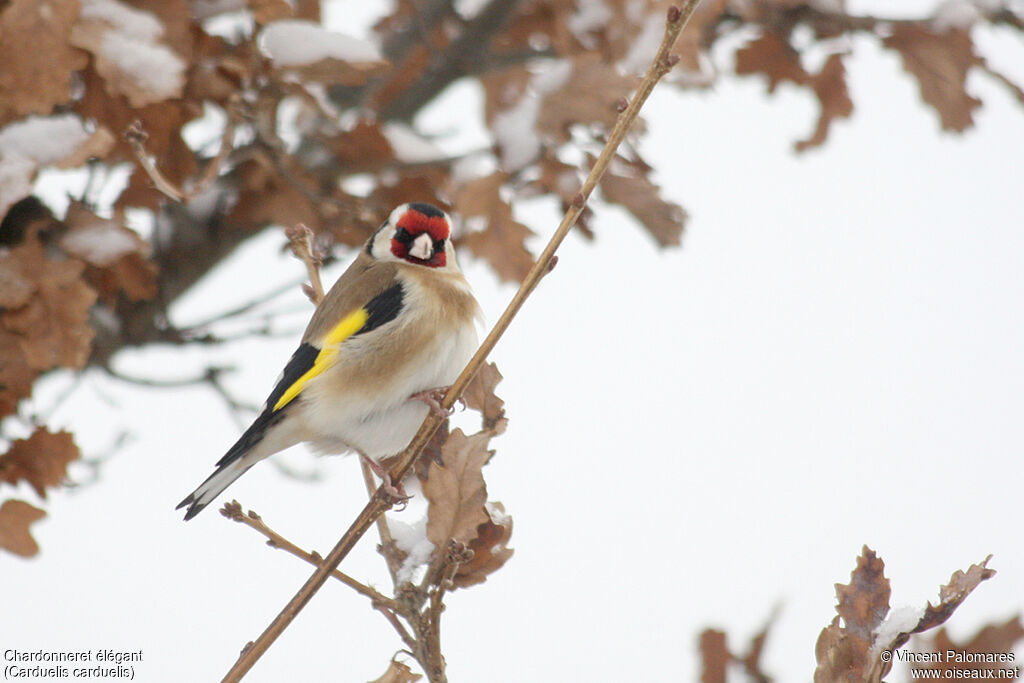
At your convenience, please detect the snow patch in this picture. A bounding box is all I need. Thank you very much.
[259,20,382,66]
[389,515,435,585]
[0,155,36,220]
[568,0,613,46]
[932,0,981,31]
[382,123,446,163]
[621,12,664,74]
[871,604,925,655]
[80,0,164,40]
[61,223,139,265]
[493,95,542,171]
[493,60,573,171]
[0,114,92,165]
[100,32,186,101]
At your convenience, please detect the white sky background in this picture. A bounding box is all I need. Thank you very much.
[3,1,1024,682]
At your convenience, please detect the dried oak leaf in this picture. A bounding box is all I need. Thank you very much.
[367,659,422,683]
[0,239,97,371]
[0,427,80,498]
[422,428,491,549]
[735,30,852,151]
[462,362,506,434]
[328,121,396,173]
[0,499,46,558]
[873,555,997,669]
[814,546,891,683]
[60,201,158,302]
[883,26,982,132]
[796,53,853,153]
[918,555,997,633]
[452,502,514,589]
[837,545,891,640]
[224,156,321,233]
[453,172,535,283]
[735,29,808,91]
[700,629,729,683]
[0,0,88,127]
[0,329,37,419]
[599,156,686,247]
[537,55,640,142]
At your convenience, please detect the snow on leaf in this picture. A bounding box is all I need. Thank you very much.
[462,362,506,434]
[0,427,81,499]
[883,25,982,132]
[422,428,490,550]
[61,202,158,302]
[259,20,390,85]
[0,0,88,127]
[599,156,686,247]
[452,501,514,589]
[0,114,94,166]
[0,499,46,558]
[71,0,187,107]
[453,172,535,283]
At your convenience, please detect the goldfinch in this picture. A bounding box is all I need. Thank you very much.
[177,202,481,520]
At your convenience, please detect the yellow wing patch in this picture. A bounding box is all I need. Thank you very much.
[273,308,369,411]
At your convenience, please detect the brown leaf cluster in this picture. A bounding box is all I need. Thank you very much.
[730,3,1023,147]
[814,546,998,683]
[418,362,513,589]
[0,426,80,558]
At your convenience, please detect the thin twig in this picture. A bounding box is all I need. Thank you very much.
[220,4,701,680]
[219,501,393,605]
[360,459,402,587]
[220,501,418,650]
[125,121,185,202]
[285,224,325,304]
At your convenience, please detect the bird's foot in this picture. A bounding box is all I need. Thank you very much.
[409,386,454,418]
[360,453,410,509]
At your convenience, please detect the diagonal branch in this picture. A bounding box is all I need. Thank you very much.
[219,3,702,681]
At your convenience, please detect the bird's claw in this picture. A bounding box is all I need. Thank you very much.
[409,386,454,418]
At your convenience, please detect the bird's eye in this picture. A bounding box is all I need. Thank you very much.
[394,227,412,243]
[433,239,445,252]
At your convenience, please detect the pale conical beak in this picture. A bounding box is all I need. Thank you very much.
[409,232,434,260]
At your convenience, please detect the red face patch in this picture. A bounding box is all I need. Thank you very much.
[391,208,448,268]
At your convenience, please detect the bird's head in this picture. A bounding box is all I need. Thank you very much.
[369,202,458,271]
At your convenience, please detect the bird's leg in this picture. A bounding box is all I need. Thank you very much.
[359,452,410,508]
[409,386,456,417]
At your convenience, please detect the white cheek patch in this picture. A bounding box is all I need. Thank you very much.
[409,232,433,260]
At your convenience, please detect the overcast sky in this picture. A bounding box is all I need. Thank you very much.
[3,2,1023,682]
